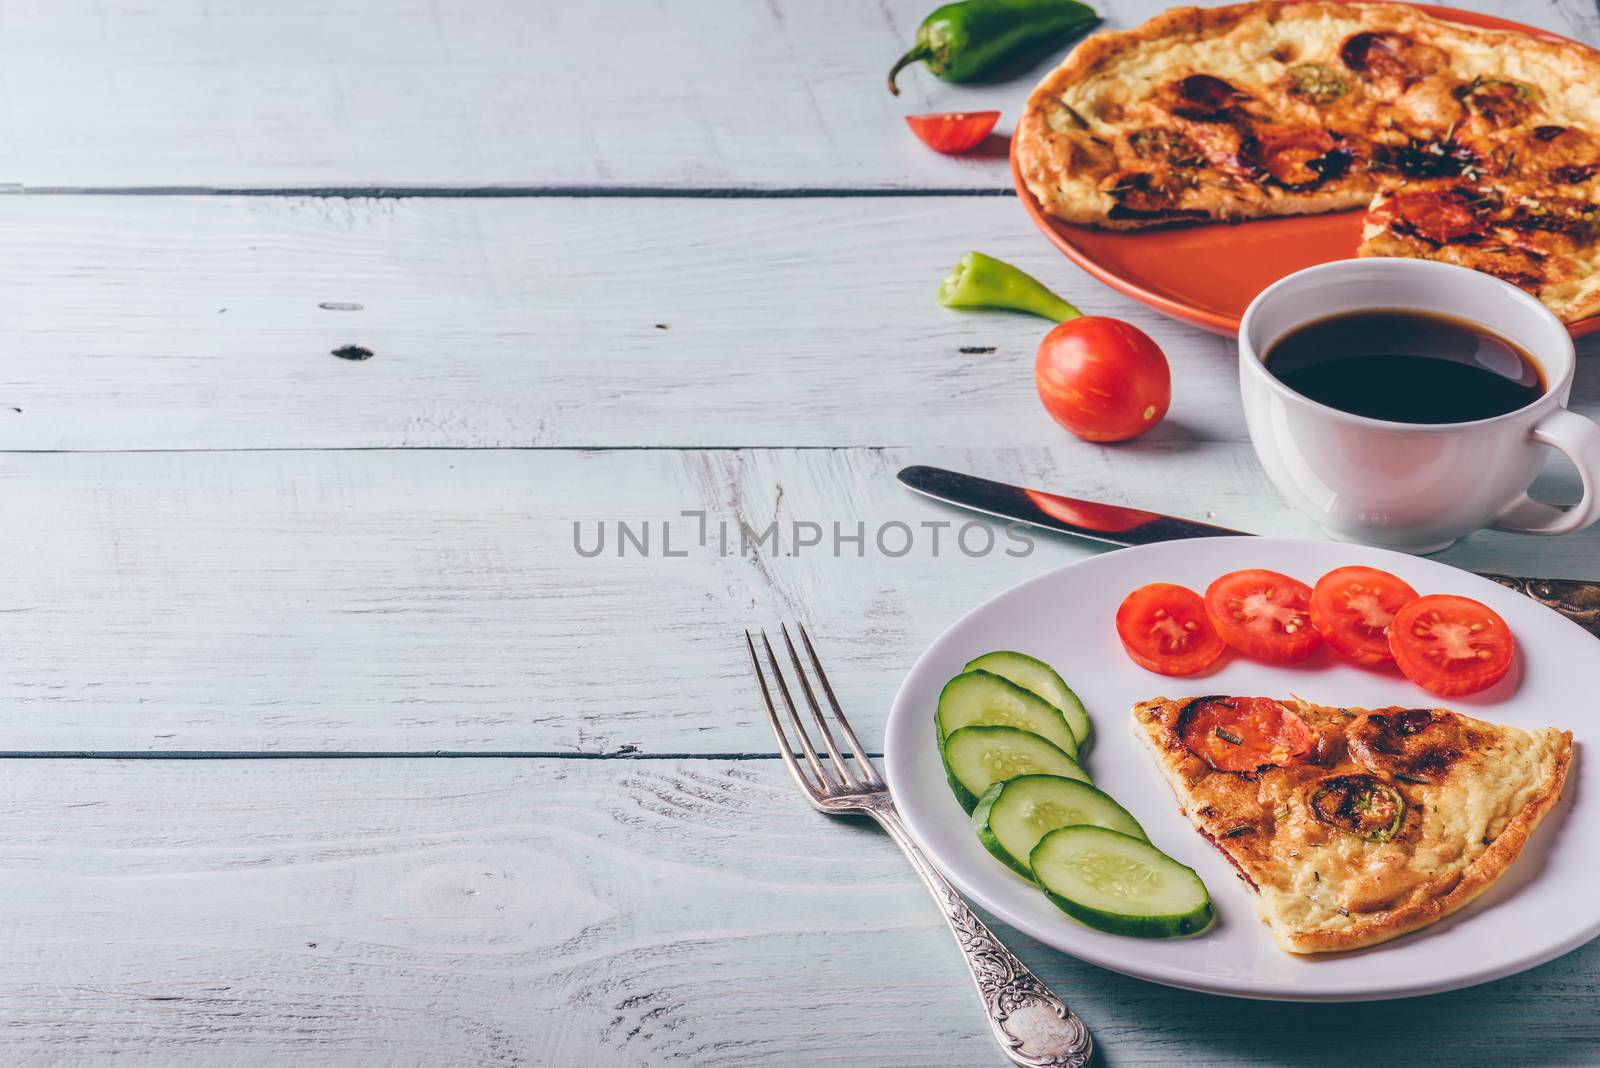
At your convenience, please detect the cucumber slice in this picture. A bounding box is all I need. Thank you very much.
[1030,826,1213,938]
[940,725,1088,813]
[972,775,1146,878]
[936,670,1079,761]
[964,651,1091,750]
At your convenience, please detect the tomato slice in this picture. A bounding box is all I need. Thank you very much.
[1204,569,1321,662]
[904,111,1000,154]
[1309,565,1419,665]
[1115,583,1226,676]
[1178,696,1311,773]
[1389,594,1515,696]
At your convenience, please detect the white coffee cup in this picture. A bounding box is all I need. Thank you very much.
[1239,259,1600,553]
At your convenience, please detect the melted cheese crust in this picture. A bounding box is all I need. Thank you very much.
[1132,696,1572,954]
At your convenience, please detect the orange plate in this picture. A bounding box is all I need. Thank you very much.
[1011,4,1600,338]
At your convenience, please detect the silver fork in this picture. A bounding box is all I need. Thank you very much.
[745,624,1093,1068]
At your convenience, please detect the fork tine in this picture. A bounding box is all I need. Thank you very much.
[745,630,821,800]
[758,631,834,790]
[796,622,883,786]
[779,624,860,788]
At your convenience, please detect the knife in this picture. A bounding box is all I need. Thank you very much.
[897,464,1600,639]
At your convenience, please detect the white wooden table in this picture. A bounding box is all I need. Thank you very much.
[3,1,1599,1063]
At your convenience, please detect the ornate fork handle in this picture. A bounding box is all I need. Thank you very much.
[744,626,1094,1064]
[1481,574,1600,638]
[869,801,1093,1068]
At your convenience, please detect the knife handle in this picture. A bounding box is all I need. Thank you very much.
[1481,574,1600,639]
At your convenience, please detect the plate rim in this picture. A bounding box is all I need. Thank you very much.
[1009,3,1600,340]
[882,536,1599,1002]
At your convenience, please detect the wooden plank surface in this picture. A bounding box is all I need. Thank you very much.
[0,194,1596,453]
[0,756,1592,1067]
[0,194,1238,452]
[0,0,1593,192]
[1,444,1593,754]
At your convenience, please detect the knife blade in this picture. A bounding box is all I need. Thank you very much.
[897,464,1600,639]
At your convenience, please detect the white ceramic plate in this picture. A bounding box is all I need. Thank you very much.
[884,537,1594,1002]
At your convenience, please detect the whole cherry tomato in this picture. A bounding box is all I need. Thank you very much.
[1035,317,1171,442]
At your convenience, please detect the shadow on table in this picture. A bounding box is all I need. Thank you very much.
[964,133,1014,163]
[993,914,1600,1068]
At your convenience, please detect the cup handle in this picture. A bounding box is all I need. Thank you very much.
[1491,408,1600,536]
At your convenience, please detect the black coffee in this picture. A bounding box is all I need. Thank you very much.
[1264,309,1544,424]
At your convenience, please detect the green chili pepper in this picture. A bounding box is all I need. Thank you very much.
[888,0,1100,95]
[937,251,1081,322]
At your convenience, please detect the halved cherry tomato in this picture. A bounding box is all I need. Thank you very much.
[1392,189,1484,243]
[904,111,1000,154]
[1339,30,1444,87]
[1035,317,1171,442]
[1170,74,1248,120]
[1252,127,1338,187]
[1115,583,1226,676]
[1340,31,1411,80]
[1178,695,1311,773]
[1389,594,1515,696]
[1309,565,1419,665]
[1204,569,1321,662]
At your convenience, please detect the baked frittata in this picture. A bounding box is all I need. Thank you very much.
[1132,694,1572,953]
[1015,1,1600,321]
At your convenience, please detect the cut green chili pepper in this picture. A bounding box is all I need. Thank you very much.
[888,0,1100,95]
[1311,775,1405,843]
[937,251,1081,322]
